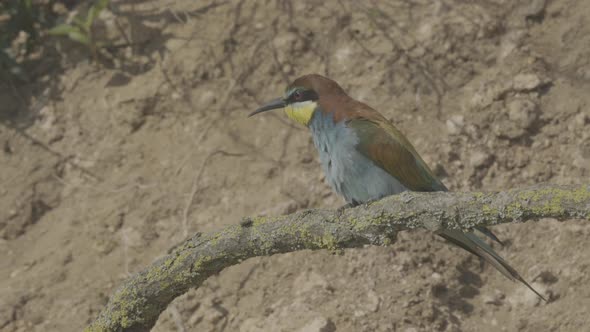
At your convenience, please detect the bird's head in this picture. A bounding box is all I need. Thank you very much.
[249,74,345,126]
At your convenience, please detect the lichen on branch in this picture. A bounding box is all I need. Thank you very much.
[85,184,590,332]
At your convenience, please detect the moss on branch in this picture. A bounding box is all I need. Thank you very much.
[86,184,590,332]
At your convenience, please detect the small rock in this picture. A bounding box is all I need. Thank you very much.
[507,282,547,307]
[10,268,22,278]
[573,150,589,170]
[164,38,186,52]
[93,237,117,255]
[470,151,494,168]
[366,290,381,313]
[282,64,293,74]
[38,106,56,131]
[517,319,529,330]
[273,32,298,48]
[282,201,300,214]
[62,252,73,265]
[446,115,464,135]
[522,0,547,20]
[536,270,559,284]
[508,98,538,129]
[334,46,353,63]
[482,290,504,306]
[199,90,216,109]
[106,213,124,233]
[297,317,336,332]
[495,98,540,139]
[353,310,365,318]
[574,112,589,126]
[470,82,507,109]
[52,2,68,15]
[301,154,314,164]
[513,73,542,91]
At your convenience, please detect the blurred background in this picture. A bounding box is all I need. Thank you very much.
[1,0,589,331]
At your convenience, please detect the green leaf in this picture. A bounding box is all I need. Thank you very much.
[48,24,90,46]
[71,17,86,30]
[66,30,91,46]
[85,0,110,30]
[48,24,79,36]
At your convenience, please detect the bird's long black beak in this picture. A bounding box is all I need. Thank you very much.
[248,98,285,117]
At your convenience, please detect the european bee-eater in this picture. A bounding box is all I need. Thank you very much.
[250,74,544,300]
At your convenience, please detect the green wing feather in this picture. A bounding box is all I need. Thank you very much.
[347,118,446,192]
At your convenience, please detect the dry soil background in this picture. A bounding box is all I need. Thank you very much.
[1,0,590,331]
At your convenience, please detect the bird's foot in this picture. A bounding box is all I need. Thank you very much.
[336,202,356,216]
[336,198,382,214]
[360,198,381,208]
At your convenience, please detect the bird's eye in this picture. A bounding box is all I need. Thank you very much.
[293,90,303,101]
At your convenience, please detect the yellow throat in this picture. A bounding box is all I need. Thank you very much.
[284,101,317,126]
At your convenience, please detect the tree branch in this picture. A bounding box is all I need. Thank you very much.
[85,184,590,332]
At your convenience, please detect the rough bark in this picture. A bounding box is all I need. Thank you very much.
[85,184,590,332]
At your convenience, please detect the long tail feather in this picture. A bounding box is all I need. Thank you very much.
[439,229,546,301]
[475,226,504,246]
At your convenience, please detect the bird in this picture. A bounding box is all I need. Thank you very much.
[249,74,545,300]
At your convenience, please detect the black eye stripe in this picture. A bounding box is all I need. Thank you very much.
[287,90,318,103]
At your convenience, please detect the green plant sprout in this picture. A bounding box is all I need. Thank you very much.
[48,0,110,60]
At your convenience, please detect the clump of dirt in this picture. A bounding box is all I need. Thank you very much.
[1,1,589,331]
